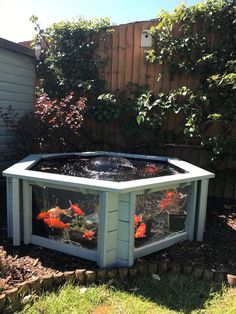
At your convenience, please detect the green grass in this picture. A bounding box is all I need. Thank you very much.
[16,274,236,314]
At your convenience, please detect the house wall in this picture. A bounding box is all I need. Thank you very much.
[0,41,35,174]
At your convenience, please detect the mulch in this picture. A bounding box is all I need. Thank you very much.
[0,197,235,292]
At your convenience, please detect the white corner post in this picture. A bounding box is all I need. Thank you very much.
[97,192,119,268]
[186,181,198,241]
[12,178,21,246]
[196,179,209,241]
[23,180,32,244]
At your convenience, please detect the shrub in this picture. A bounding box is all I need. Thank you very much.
[0,92,86,157]
[140,0,236,160]
[31,16,111,98]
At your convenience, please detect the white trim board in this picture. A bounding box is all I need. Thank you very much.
[2,152,214,193]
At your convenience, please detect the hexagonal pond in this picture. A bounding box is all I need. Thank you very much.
[3,152,214,268]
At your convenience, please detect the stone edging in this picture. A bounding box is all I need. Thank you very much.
[0,260,236,311]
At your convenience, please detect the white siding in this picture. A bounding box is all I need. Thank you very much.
[0,47,35,172]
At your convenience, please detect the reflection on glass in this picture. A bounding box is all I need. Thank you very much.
[135,186,189,248]
[32,185,99,250]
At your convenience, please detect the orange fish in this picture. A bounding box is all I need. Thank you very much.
[159,191,181,210]
[134,214,142,226]
[69,200,85,216]
[144,164,159,175]
[36,212,50,220]
[82,230,95,240]
[135,223,146,238]
[43,218,70,229]
[47,206,70,218]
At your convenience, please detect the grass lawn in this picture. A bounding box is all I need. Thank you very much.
[15,273,236,314]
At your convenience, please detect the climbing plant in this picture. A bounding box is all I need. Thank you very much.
[31,16,111,98]
[138,0,236,160]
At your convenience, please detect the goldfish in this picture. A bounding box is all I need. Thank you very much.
[134,214,142,226]
[47,206,70,218]
[43,218,70,229]
[36,212,50,220]
[135,223,146,238]
[82,230,95,240]
[69,200,85,216]
[159,191,181,210]
[144,164,159,175]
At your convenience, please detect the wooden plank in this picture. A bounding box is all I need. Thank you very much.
[107,211,118,231]
[117,26,126,91]
[103,31,113,90]
[143,20,157,90]
[178,73,190,89]
[105,249,116,267]
[214,156,228,198]
[118,200,130,222]
[97,191,119,268]
[0,81,33,95]
[161,64,171,93]
[0,48,34,70]
[97,191,108,267]
[31,235,97,261]
[0,99,33,111]
[0,144,15,153]
[117,221,129,241]
[124,24,134,88]
[0,72,34,87]
[117,240,129,260]
[169,23,180,91]
[0,90,33,103]
[0,127,14,136]
[107,230,117,251]
[119,193,130,202]
[189,148,201,166]
[146,62,156,91]
[0,135,16,145]
[12,177,20,245]
[132,22,142,85]
[186,181,198,241]
[139,22,151,86]
[23,181,32,244]
[7,213,13,238]
[106,192,119,212]
[0,61,34,78]
[195,179,209,241]
[111,27,119,91]
[96,30,106,81]
[224,157,235,199]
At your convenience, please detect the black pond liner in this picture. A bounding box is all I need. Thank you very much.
[30,155,187,182]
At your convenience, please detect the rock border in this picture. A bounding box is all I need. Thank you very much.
[0,259,235,312]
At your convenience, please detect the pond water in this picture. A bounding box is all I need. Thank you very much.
[31,155,186,182]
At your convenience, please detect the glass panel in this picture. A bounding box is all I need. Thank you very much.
[32,185,99,250]
[135,186,190,248]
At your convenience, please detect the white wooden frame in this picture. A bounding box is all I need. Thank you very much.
[22,181,99,262]
[3,151,214,267]
[132,181,197,258]
[3,152,214,193]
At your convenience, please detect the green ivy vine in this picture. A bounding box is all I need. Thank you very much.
[138,0,236,161]
[31,16,111,98]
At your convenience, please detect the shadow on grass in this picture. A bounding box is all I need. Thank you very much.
[113,273,224,313]
[4,273,226,314]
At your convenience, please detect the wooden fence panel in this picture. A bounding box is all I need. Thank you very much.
[90,20,236,200]
[124,24,134,87]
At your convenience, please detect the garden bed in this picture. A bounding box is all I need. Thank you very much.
[0,198,235,292]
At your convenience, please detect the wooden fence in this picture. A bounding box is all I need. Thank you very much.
[87,20,236,200]
[18,21,236,200]
[96,20,198,93]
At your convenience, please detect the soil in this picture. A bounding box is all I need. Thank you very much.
[0,198,235,292]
